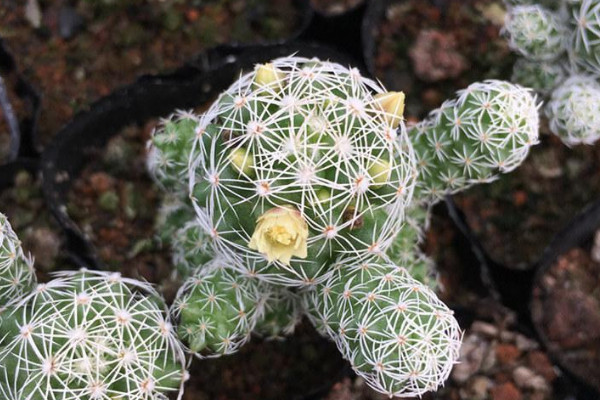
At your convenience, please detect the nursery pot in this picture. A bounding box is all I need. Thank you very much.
[0,38,41,160]
[530,200,600,398]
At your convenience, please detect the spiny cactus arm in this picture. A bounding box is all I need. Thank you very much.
[170,257,264,358]
[155,194,195,247]
[147,110,200,194]
[171,218,214,280]
[546,75,600,146]
[302,259,462,398]
[187,56,417,287]
[511,58,568,96]
[0,269,187,400]
[0,213,35,309]
[570,0,600,75]
[503,5,567,61]
[408,80,540,204]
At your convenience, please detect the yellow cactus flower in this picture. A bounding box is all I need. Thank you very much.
[254,63,285,89]
[248,206,308,265]
[228,147,254,176]
[374,91,405,127]
[368,159,392,188]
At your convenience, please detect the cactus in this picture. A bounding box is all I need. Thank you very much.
[546,75,600,145]
[170,258,264,357]
[147,110,199,194]
[409,80,539,203]
[0,269,186,400]
[188,56,417,286]
[146,56,541,397]
[301,258,461,397]
[0,213,35,309]
[155,195,195,247]
[511,58,568,96]
[570,0,600,75]
[503,5,566,61]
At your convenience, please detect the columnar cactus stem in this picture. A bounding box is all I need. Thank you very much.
[409,80,539,203]
[0,269,186,400]
[301,259,461,398]
[0,213,35,308]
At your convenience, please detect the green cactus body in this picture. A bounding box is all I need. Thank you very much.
[504,5,566,61]
[147,111,199,194]
[188,57,417,286]
[511,58,567,96]
[0,269,186,400]
[570,0,600,75]
[170,258,264,357]
[0,213,35,309]
[409,80,539,203]
[155,195,195,247]
[171,219,214,279]
[302,259,461,397]
[546,75,600,145]
[253,284,302,340]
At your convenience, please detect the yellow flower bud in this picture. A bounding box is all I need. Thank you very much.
[248,206,308,266]
[374,91,405,127]
[368,159,392,188]
[228,148,254,176]
[254,63,285,89]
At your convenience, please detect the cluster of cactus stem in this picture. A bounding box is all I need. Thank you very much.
[0,214,187,400]
[148,56,539,397]
[503,0,600,145]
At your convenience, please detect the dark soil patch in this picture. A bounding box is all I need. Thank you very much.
[371,0,513,118]
[531,246,600,393]
[454,133,600,269]
[66,120,173,285]
[0,0,303,148]
[183,321,346,400]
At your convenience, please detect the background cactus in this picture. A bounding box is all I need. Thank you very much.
[0,213,35,309]
[0,269,186,400]
[503,5,566,61]
[570,0,600,75]
[511,58,568,95]
[546,75,600,145]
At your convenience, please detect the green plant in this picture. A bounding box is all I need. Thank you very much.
[0,268,186,400]
[0,213,35,309]
[148,56,539,396]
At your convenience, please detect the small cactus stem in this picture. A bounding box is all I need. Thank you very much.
[511,58,568,96]
[171,219,214,280]
[0,269,187,400]
[155,194,196,247]
[253,284,302,340]
[0,213,35,308]
[147,110,200,194]
[188,56,417,286]
[546,75,600,146]
[503,5,567,61]
[570,0,600,75]
[408,80,540,204]
[301,258,462,397]
[170,257,265,358]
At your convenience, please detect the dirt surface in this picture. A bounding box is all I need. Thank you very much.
[0,0,303,149]
[531,246,600,393]
[183,321,346,400]
[66,121,174,286]
[454,132,600,269]
[371,0,513,118]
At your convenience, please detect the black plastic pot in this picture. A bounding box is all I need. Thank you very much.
[0,38,42,160]
[529,200,600,399]
[41,41,362,270]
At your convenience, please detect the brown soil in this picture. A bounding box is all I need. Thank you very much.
[0,0,303,149]
[183,321,346,400]
[66,120,173,286]
[454,132,600,269]
[531,247,600,392]
[371,0,513,118]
